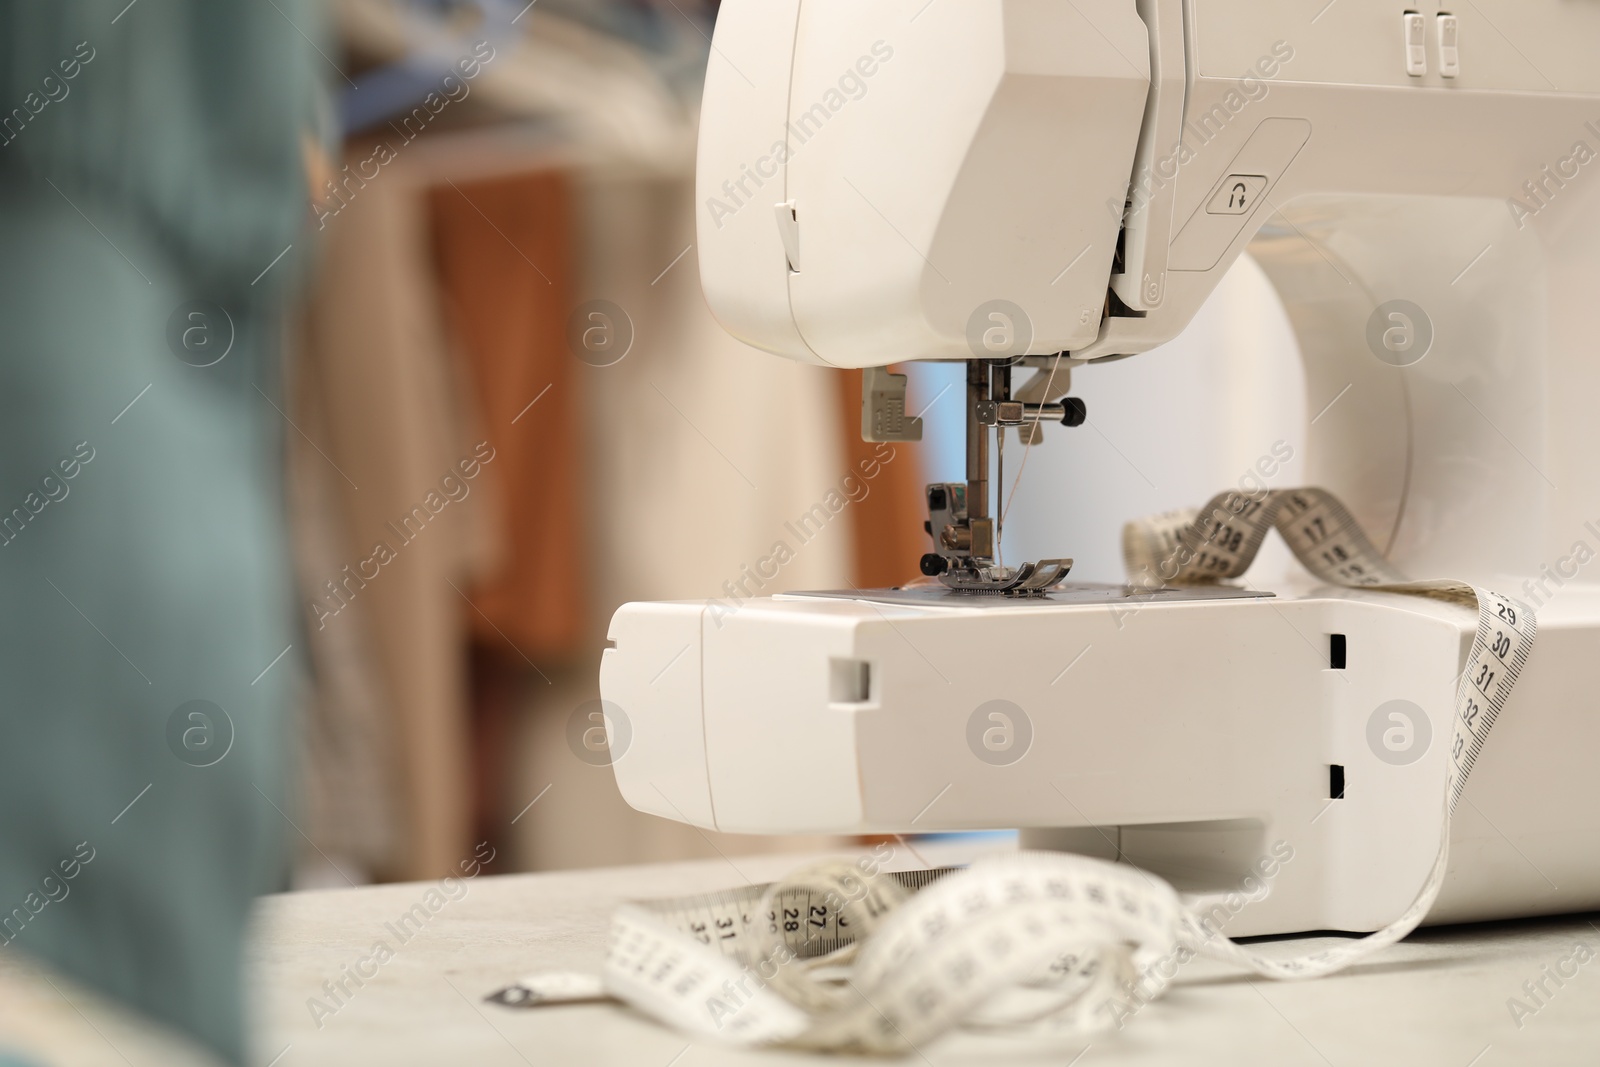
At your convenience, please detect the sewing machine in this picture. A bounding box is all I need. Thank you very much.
[600,0,1600,935]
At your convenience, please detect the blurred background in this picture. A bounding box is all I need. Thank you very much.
[0,0,1305,1061]
[283,0,935,887]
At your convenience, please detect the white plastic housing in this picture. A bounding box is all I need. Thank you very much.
[698,0,1600,368]
[602,586,1600,936]
[640,0,1600,937]
[697,0,1150,366]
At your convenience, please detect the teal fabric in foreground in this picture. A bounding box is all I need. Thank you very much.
[0,2,322,1062]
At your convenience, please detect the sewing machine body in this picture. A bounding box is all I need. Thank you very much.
[602,0,1600,934]
[604,583,1600,933]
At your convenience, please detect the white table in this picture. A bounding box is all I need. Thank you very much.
[250,845,1600,1067]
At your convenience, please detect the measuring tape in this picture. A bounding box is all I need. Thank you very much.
[1122,487,1533,820]
[496,487,1536,1048]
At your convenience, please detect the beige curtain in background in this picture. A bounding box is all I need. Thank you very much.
[290,142,929,880]
[293,145,496,882]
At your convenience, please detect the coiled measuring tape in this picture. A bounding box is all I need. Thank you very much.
[496,487,1536,1050]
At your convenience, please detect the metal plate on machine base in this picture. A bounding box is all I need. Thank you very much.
[786,582,1273,609]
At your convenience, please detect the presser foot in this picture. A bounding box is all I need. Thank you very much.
[922,555,1074,596]
[920,479,1072,596]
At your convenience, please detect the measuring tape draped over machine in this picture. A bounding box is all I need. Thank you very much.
[497,488,1536,1051]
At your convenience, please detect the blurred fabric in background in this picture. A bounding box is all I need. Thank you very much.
[0,1,320,1062]
[0,0,931,1061]
[291,0,931,888]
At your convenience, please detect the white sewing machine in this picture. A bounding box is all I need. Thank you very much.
[601,0,1600,936]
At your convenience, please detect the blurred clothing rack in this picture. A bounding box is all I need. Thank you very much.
[290,0,927,885]
[334,0,704,172]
